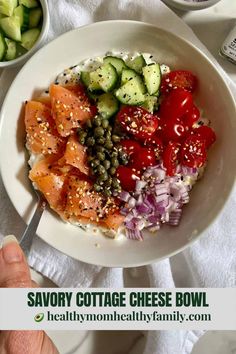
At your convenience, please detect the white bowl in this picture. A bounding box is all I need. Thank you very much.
[0,0,49,68]
[0,20,235,267]
[163,0,222,11]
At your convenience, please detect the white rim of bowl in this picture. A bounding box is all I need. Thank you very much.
[0,0,50,68]
[164,0,221,10]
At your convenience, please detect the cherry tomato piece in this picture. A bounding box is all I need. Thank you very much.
[161,70,198,94]
[119,139,141,156]
[163,142,181,176]
[193,125,216,149]
[159,88,193,121]
[182,105,200,128]
[130,147,157,172]
[143,135,164,157]
[116,166,140,192]
[117,106,158,141]
[181,135,207,168]
[160,118,188,144]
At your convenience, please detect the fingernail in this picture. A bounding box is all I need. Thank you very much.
[2,235,23,264]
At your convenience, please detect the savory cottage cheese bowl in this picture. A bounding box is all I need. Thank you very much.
[0,21,235,267]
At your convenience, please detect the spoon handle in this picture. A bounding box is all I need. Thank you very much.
[20,195,47,257]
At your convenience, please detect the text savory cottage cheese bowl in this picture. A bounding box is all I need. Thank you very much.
[0,21,235,267]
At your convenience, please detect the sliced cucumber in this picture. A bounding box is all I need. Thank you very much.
[4,37,16,60]
[103,56,128,76]
[126,55,146,74]
[141,94,158,113]
[0,0,18,17]
[0,32,6,60]
[29,7,42,28]
[0,15,21,41]
[115,76,146,105]
[19,0,39,9]
[89,63,118,93]
[80,71,90,88]
[97,93,119,119]
[21,27,40,50]
[142,63,161,96]
[121,68,138,85]
[14,5,30,32]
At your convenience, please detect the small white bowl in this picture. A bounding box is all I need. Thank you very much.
[163,0,222,11]
[0,0,49,69]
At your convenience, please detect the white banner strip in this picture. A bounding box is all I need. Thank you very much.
[0,288,236,330]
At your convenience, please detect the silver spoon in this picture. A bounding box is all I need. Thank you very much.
[20,190,47,256]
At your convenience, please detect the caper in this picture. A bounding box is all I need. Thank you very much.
[86,137,95,146]
[94,127,104,137]
[91,159,100,168]
[94,184,102,192]
[105,141,113,150]
[93,116,102,126]
[107,125,112,132]
[97,165,106,174]
[104,189,112,197]
[97,137,105,145]
[112,135,121,143]
[97,152,105,161]
[119,152,129,164]
[101,119,109,129]
[112,177,120,188]
[96,146,105,153]
[79,136,85,145]
[104,176,112,187]
[103,160,111,170]
[111,157,119,168]
[98,172,108,182]
[111,151,118,158]
[109,167,116,175]
[86,119,92,128]
[106,131,112,138]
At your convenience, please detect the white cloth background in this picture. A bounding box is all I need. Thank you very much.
[0,0,236,353]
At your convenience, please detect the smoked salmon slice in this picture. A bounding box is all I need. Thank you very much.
[50,84,96,137]
[58,134,89,175]
[35,174,67,211]
[25,101,65,155]
[64,176,123,228]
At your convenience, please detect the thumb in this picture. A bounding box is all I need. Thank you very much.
[0,235,32,288]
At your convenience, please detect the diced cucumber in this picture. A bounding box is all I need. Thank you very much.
[89,63,118,93]
[19,0,39,9]
[0,15,21,41]
[15,42,27,57]
[0,32,6,60]
[103,56,128,75]
[140,94,158,113]
[29,7,42,28]
[21,27,40,50]
[4,37,16,60]
[0,0,18,17]
[121,68,138,85]
[126,55,146,74]
[80,71,90,88]
[97,93,119,119]
[14,5,30,32]
[115,76,146,105]
[142,63,161,96]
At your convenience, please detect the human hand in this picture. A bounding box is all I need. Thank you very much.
[0,235,59,354]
